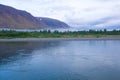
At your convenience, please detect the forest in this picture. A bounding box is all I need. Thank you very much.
[0,29,120,38]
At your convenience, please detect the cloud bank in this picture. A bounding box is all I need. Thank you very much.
[0,0,120,29]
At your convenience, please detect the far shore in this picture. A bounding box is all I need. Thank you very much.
[0,37,120,42]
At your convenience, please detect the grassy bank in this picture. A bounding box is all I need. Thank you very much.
[0,30,120,38]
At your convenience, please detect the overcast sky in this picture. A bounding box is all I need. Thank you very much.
[0,0,120,29]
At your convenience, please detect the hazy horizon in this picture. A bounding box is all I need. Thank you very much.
[0,0,120,29]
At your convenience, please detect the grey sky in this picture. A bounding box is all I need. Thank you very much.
[0,0,120,28]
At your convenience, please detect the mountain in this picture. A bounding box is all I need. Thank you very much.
[37,17,70,29]
[0,4,69,29]
[0,4,47,29]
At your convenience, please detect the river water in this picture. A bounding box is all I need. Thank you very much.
[0,40,120,80]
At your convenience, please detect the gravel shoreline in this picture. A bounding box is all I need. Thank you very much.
[0,37,120,42]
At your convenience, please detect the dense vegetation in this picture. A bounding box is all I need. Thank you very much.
[0,29,120,38]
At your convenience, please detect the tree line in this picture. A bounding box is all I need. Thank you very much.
[0,29,120,38]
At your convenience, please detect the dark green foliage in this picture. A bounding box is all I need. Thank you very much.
[0,29,120,38]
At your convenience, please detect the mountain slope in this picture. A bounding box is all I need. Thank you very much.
[37,17,70,29]
[0,4,48,29]
[0,4,70,29]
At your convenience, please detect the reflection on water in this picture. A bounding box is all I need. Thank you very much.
[0,40,120,80]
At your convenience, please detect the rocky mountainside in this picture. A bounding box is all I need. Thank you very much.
[0,4,69,29]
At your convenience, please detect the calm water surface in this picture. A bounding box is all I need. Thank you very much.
[0,40,120,80]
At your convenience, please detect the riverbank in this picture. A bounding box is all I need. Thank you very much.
[0,30,120,39]
[0,37,120,42]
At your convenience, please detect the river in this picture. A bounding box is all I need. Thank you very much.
[0,40,120,80]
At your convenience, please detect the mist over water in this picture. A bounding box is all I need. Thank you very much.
[0,26,119,33]
[0,40,120,80]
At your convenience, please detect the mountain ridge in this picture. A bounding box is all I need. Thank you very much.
[0,4,69,29]
[36,17,70,29]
